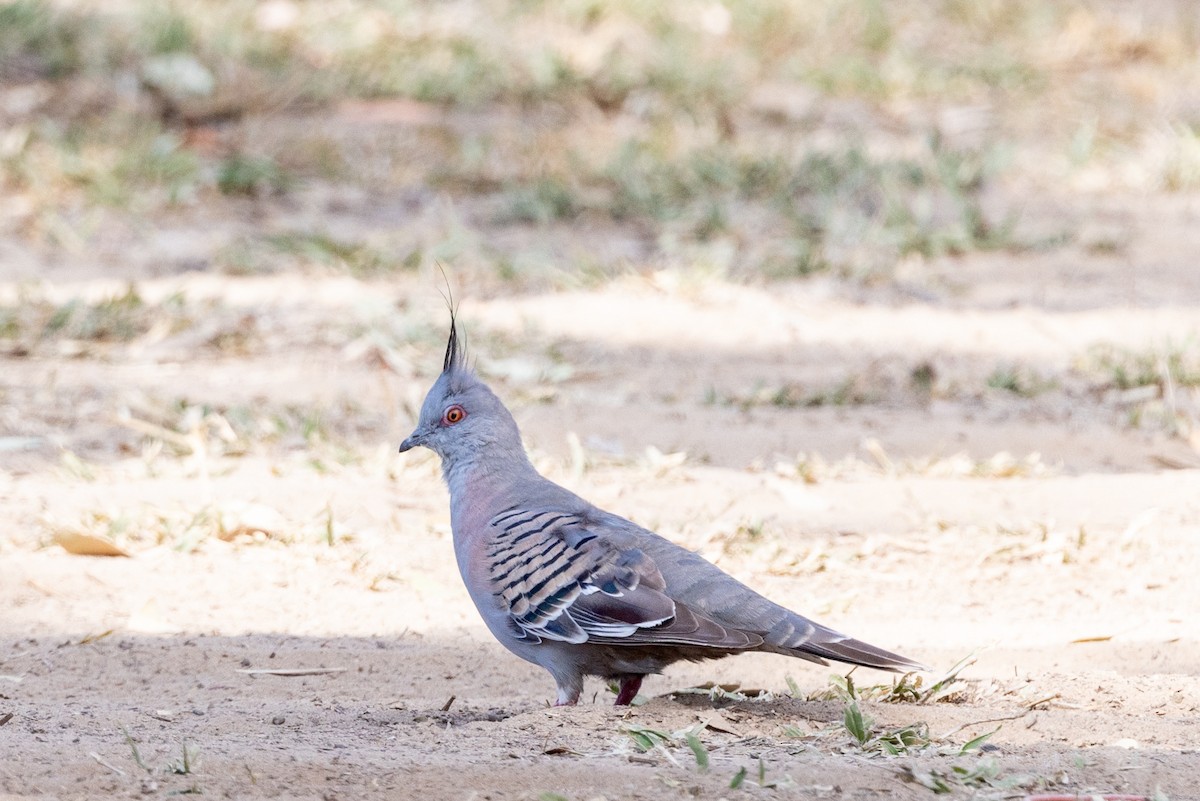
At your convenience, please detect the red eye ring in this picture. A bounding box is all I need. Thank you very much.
[442,404,466,425]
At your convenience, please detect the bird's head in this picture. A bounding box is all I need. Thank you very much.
[398,314,524,466]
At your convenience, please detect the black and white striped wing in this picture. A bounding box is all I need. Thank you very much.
[485,506,760,650]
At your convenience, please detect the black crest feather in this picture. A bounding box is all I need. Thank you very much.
[442,312,463,373]
[437,263,465,373]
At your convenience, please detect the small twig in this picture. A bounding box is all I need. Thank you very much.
[112,414,194,451]
[940,710,1031,740]
[89,752,126,776]
[440,695,456,712]
[1024,693,1060,710]
[236,667,346,677]
[938,692,1061,740]
[1,648,34,661]
[846,755,906,776]
[706,736,758,752]
[70,629,115,646]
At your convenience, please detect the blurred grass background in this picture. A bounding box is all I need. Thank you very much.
[3,0,1200,590]
[2,0,1199,287]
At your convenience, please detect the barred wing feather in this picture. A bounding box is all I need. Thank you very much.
[486,507,760,650]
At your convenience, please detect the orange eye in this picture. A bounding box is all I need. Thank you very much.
[442,404,466,425]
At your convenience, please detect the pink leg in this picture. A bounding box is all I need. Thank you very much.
[614,675,643,706]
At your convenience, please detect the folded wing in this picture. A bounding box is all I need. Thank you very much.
[485,506,760,650]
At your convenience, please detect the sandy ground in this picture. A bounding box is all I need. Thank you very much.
[3,208,1200,798]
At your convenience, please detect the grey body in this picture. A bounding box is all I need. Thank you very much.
[400,318,922,705]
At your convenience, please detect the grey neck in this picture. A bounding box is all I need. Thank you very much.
[441,441,539,502]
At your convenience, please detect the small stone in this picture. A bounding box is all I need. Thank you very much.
[271,716,285,725]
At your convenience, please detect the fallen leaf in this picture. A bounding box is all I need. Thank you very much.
[53,531,129,557]
[543,746,581,756]
[701,712,742,736]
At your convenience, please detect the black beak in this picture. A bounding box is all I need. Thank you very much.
[398,433,421,453]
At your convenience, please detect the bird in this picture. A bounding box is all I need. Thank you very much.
[398,315,923,706]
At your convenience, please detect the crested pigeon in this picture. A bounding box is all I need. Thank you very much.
[399,316,923,706]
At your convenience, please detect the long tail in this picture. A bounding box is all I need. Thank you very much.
[792,628,926,672]
[750,611,925,671]
[634,534,926,672]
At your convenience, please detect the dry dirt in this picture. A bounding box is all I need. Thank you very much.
[3,204,1200,799]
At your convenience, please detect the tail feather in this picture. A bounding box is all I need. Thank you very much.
[795,631,926,673]
[629,532,925,672]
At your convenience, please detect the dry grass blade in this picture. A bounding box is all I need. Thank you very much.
[71,630,115,646]
[89,751,126,776]
[674,682,772,702]
[918,655,977,704]
[169,741,197,775]
[121,726,150,772]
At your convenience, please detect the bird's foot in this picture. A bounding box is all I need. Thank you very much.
[554,687,581,706]
[614,675,643,706]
